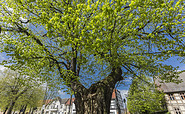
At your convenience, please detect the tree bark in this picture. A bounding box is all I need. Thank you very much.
[6,100,16,114]
[3,107,8,114]
[19,105,24,114]
[73,67,123,114]
[22,105,27,114]
[31,108,34,114]
[7,88,28,114]
[28,108,32,114]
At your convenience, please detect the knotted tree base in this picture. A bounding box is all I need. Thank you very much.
[73,67,123,114]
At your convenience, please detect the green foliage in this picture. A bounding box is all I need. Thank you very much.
[14,86,45,110]
[42,86,60,105]
[0,0,184,89]
[0,69,44,111]
[127,76,166,114]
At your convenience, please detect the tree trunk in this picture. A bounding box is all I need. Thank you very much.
[7,88,28,114]
[3,107,8,114]
[6,100,16,114]
[73,67,123,114]
[22,105,27,114]
[19,105,24,114]
[28,108,32,114]
[31,107,37,114]
[75,86,114,114]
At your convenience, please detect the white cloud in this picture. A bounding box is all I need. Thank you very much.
[58,90,66,95]
[58,90,70,98]
[119,89,128,99]
[0,65,6,71]
[0,65,6,77]
[0,54,6,61]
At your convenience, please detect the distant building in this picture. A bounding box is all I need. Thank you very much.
[110,89,124,114]
[155,72,185,114]
[65,98,75,114]
[33,97,68,114]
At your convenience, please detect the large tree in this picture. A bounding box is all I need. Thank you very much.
[0,0,184,113]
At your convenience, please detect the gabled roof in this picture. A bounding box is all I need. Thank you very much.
[112,89,117,99]
[155,72,185,93]
[59,98,68,104]
[45,97,68,106]
[65,98,75,106]
[45,99,53,106]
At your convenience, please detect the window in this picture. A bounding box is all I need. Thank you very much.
[111,105,115,108]
[169,94,175,100]
[174,107,181,114]
[180,93,185,100]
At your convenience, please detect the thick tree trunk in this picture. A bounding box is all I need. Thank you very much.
[73,67,123,114]
[75,86,114,114]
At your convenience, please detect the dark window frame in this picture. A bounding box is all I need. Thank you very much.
[169,94,175,100]
[174,107,181,114]
[180,93,185,100]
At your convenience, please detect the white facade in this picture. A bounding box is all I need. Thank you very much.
[165,92,185,114]
[110,90,124,114]
[44,100,62,114]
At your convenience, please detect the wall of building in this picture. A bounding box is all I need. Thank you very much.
[165,92,185,114]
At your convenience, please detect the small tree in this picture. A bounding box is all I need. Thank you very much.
[14,86,44,113]
[127,76,166,114]
[0,69,44,114]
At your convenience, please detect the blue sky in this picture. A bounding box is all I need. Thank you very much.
[1,52,185,99]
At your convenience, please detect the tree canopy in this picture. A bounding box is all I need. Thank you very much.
[127,76,167,114]
[0,69,44,114]
[0,0,184,113]
[0,0,184,84]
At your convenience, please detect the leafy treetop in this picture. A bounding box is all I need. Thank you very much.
[0,0,184,89]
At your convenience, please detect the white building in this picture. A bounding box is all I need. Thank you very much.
[65,98,76,114]
[110,89,124,114]
[34,97,68,114]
